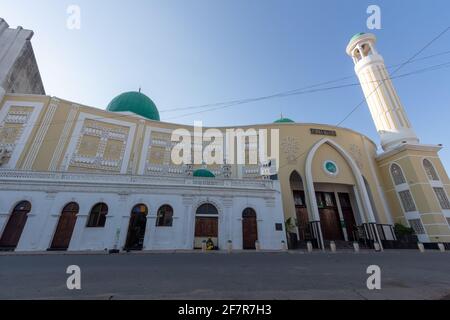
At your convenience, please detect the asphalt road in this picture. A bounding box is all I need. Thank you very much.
[1,250,450,299]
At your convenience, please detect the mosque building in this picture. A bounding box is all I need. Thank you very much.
[0,18,449,252]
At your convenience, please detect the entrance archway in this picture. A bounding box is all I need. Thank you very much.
[194,203,218,249]
[0,201,31,250]
[50,202,79,250]
[125,204,148,250]
[242,208,258,249]
[305,138,380,249]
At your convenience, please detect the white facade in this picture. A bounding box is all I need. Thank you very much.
[0,170,287,252]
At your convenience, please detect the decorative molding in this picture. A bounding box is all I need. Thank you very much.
[50,104,79,171]
[22,100,58,170]
[61,112,136,173]
[0,100,44,169]
[281,137,300,164]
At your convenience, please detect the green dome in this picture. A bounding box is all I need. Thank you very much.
[107,91,160,121]
[274,117,295,123]
[193,168,215,178]
[350,32,365,42]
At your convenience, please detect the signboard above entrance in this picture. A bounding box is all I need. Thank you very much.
[310,128,337,136]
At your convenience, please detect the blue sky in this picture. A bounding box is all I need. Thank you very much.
[2,0,450,169]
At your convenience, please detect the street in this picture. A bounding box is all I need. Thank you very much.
[1,250,449,299]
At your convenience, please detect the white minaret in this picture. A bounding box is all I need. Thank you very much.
[346,33,419,151]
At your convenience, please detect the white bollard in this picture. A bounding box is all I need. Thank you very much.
[438,243,445,252]
[374,242,381,252]
[353,242,360,253]
[281,240,288,251]
[227,240,232,253]
[201,240,207,252]
[417,242,425,253]
[255,240,260,251]
[306,241,313,253]
[330,241,336,253]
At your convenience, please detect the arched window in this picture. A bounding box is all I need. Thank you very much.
[156,205,173,227]
[14,201,31,212]
[289,171,303,190]
[423,159,439,181]
[289,171,305,206]
[390,163,406,185]
[196,203,218,215]
[242,208,257,218]
[86,203,108,227]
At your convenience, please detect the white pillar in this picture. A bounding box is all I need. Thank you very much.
[334,191,348,241]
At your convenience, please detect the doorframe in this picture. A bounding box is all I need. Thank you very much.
[192,200,221,249]
[241,207,258,250]
[49,202,79,250]
[124,204,148,250]
[0,200,32,249]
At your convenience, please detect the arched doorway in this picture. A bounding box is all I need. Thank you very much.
[242,208,258,249]
[194,203,218,249]
[125,204,148,250]
[50,202,79,250]
[0,201,31,250]
[289,171,311,242]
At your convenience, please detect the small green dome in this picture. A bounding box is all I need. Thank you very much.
[107,91,160,121]
[350,32,365,42]
[274,117,295,123]
[193,168,215,178]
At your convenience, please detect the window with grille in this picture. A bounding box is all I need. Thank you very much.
[156,205,174,227]
[293,191,305,207]
[408,219,425,235]
[433,187,450,210]
[398,190,417,212]
[86,203,108,227]
[423,159,439,181]
[390,163,406,185]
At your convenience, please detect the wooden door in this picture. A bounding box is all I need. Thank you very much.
[125,211,147,250]
[0,201,31,249]
[295,207,310,241]
[242,209,257,249]
[195,217,218,237]
[319,208,343,240]
[50,203,79,250]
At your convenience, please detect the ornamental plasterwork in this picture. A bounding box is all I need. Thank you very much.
[69,121,129,172]
[281,136,300,164]
[349,143,363,170]
[0,107,33,166]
